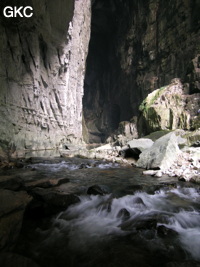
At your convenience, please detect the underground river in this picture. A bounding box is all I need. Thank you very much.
[4,157,200,267]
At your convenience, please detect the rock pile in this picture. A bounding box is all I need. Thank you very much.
[65,130,200,183]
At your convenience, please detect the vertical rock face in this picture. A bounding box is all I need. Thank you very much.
[83,0,200,142]
[0,0,91,153]
[0,0,199,150]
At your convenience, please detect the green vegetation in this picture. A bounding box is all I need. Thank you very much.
[139,86,166,112]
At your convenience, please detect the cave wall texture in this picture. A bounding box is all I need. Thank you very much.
[0,0,91,153]
[84,0,200,142]
[0,0,199,152]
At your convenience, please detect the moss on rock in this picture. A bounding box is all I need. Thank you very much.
[138,79,193,135]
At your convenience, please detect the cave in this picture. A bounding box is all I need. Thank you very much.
[0,1,200,267]
[83,0,200,143]
[0,0,199,152]
[83,0,138,143]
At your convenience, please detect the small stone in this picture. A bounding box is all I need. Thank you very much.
[143,170,157,176]
[133,197,146,206]
[155,171,163,177]
[79,163,88,169]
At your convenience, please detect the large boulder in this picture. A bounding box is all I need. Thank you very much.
[138,79,200,135]
[0,190,32,250]
[120,138,154,159]
[127,138,154,152]
[30,187,80,215]
[24,177,70,190]
[136,132,180,171]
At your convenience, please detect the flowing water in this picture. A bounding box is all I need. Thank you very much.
[14,158,200,267]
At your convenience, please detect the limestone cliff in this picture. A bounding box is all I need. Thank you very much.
[83,0,200,142]
[0,0,91,154]
[0,0,199,153]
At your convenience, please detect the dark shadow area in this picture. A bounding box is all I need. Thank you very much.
[83,0,134,143]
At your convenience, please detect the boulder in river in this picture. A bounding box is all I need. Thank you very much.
[0,175,24,191]
[30,187,80,215]
[87,185,110,195]
[117,208,130,221]
[120,215,157,231]
[0,189,32,250]
[157,225,178,238]
[23,177,70,189]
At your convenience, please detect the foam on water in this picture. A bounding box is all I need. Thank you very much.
[98,162,119,169]
[28,161,79,171]
[46,187,200,260]
[28,161,119,172]
[30,166,200,263]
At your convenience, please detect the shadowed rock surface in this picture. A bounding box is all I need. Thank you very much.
[0,189,32,250]
[83,0,200,142]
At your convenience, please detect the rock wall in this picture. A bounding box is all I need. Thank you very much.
[0,0,199,150]
[83,0,200,142]
[0,0,91,154]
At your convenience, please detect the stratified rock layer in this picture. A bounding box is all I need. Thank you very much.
[0,0,91,152]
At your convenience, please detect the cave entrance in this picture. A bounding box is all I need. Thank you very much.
[83,0,133,144]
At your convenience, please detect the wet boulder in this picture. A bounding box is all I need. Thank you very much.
[120,215,157,231]
[87,185,110,195]
[157,225,178,238]
[117,208,130,221]
[145,185,166,194]
[133,197,146,206]
[30,187,80,215]
[23,177,70,190]
[0,189,32,250]
[0,175,24,191]
[124,184,144,194]
[98,198,113,212]
[79,163,89,169]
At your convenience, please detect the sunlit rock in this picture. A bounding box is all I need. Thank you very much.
[137,132,180,171]
[0,0,91,152]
